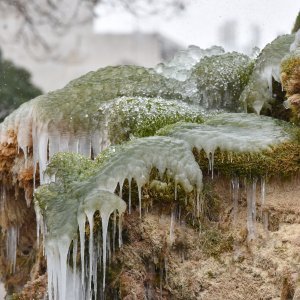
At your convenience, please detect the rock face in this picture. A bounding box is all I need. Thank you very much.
[0,34,300,300]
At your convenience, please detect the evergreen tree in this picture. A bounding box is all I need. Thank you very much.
[0,49,42,121]
[292,11,300,33]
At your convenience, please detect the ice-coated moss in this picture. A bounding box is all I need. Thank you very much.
[100,96,205,143]
[188,52,254,112]
[158,113,298,178]
[0,66,208,184]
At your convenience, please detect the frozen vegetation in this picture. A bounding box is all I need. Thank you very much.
[0,31,300,299]
[240,34,295,113]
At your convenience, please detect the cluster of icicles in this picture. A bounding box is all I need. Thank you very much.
[0,105,291,299]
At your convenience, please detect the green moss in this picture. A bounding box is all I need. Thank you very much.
[195,142,300,179]
[33,66,185,133]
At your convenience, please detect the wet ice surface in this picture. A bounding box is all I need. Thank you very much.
[240,34,295,113]
[37,135,203,300]
[164,113,291,155]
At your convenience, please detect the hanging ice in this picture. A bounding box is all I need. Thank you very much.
[35,134,203,300]
[240,34,295,113]
[160,113,292,171]
[6,226,19,273]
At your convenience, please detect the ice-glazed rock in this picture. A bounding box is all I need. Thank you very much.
[240,34,295,114]
[187,52,254,111]
[155,45,225,81]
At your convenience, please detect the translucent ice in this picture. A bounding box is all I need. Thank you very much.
[161,113,291,160]
[35,134,203,299]
[0,65,194,184]
[155,45,225,81]
[240,34,295,113]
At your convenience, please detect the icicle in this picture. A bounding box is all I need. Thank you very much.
[231,177,239,225]
[92,241,98,300]
[112,210,117,253]
[57,236,71,300]
[169,209,175,245]
[137,184,142,218]
[128,178,132,214]
[100,212,109,294]
[86,211,94,299]
[59,133,69,153]
[118,214,123,247]
[78,135,91,157]
[77,213,86,287]
[37,125,49,184]
[252,179,257,225]
[260,178,269,232]
[107,230,111,265]
[35,203,41,248]
[246,180,257,241]
[174,180,178,201]
[6,226,18,273]
[72,238,78,293]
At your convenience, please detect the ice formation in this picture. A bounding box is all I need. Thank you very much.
[0,49,257,191]
[161,113,291,176]
[155,45,225,81]
[35,135,203,299]
[240,34,295,113]
[6,226,19,273]
[0,39,299,299]
[1,75,204,183]
[188,52,254,111]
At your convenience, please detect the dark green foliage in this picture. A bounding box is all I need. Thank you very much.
[0,49,42,121]
[292,12,300,33]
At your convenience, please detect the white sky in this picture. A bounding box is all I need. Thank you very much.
[95,0,300,53]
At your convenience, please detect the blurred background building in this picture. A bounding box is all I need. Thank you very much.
[0,20,180,92]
